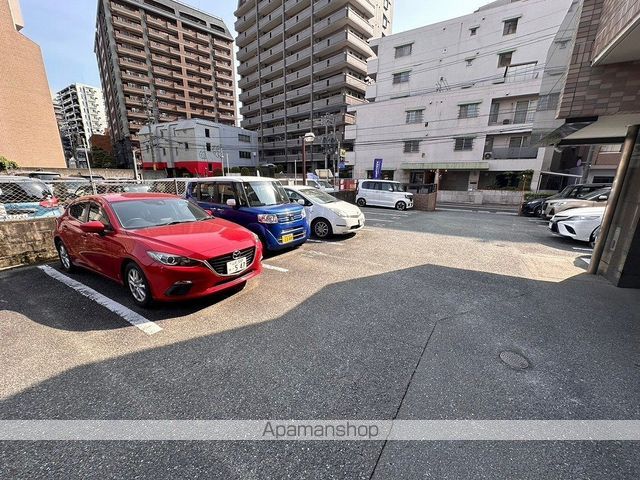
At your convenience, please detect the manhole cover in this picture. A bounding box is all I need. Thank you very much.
[499,350,530,370]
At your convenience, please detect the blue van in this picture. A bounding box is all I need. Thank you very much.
[186,176,309,251]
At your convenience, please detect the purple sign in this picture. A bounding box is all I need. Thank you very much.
[373,158,383,179]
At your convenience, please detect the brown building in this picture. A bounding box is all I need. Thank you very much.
[0,0,66,169]
[95,0,237,168]
[550,0,640,287]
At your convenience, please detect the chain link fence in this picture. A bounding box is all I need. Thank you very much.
[0,177,191,223]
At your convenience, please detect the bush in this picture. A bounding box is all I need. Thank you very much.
[524,192,551,201]
[240,167,253,176]
[0,156,18,171]
[211,168,223,177]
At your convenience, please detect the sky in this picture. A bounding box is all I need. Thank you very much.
[20,0,489,94]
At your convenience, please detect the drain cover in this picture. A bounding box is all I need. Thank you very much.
[499,350,530,370]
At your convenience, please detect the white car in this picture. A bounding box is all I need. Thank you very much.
[307,179,336,193]
[284,186,365,238]
[356,180,414,210]
[549,206,605,244]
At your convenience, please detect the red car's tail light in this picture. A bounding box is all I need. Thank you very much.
[39,196,59,208]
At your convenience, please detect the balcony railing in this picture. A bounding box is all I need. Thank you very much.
[484,147,539,159]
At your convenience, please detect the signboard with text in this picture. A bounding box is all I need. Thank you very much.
[373,158,383,179]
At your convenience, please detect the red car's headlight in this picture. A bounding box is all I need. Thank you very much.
[147,251,200,267]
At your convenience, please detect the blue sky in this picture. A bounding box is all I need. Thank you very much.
[21,0,489,93]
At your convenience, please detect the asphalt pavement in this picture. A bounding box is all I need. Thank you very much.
[1,208,638,479]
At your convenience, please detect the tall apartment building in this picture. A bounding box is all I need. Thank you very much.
[234,0,393,174]
[0,0,65,168]
[95,0,238,168]
[55,83,108,160]
[345,0,573,190]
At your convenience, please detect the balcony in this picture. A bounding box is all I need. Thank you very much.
[117,43,146,59]
[119,56,147,72]
[257,0,281,17]
[483,147,539,159]
[112,16,142,33]
[115,31,144,47]
[283,0,311,17]
[111,2,140,21]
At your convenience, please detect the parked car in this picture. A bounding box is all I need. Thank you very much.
[541,183,611,218]
[54,193,263,306]
[306,179,336,193]
[522,183,611,216]
[21,171,62,181]
[0,176,61,220]
[548,206,605,244]
[356,180,414,210]
[284,185,364,238]
[186,176,310,251]
[551,188,610,216]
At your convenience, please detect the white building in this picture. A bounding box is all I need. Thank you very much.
[55,83,107,159]
[139,119,258,177]
[345,0,573,190]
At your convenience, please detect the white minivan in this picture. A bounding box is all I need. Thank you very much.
[356,180,414,210]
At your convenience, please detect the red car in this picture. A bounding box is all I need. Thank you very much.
[54,193,263,307]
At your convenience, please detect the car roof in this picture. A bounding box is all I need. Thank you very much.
[359,179,399,183]
[559,206,606,215]
[187,176,276,182]
[74,193,178,203]
[0,175,46,183]
[284,185,316,191]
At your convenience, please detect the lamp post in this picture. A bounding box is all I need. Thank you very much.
[302,132,315,186]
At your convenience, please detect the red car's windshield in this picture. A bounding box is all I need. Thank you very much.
[110,198,209,230]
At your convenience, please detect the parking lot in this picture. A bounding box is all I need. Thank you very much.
[2,207,639,479]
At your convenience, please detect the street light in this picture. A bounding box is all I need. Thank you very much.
[302,132,315,186]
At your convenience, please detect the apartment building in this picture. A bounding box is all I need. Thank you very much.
[234,0,393,174]
[95,0,238,169]
[345,0,573,190]
[0,0,65,168]
[138,119,258,176]
[55,84,108,160]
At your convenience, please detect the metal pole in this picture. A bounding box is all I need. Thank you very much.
[302,140,307,186]
[82,137,96,195]
[132,149,139,180]
[588,124,640,275]
[225,153,230,176]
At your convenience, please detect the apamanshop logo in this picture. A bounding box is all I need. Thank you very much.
[262,421,381,440]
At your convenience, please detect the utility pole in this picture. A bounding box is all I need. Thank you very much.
[142,93,157,170]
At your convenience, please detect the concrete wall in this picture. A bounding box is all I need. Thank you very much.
[0,218,57,269]
[437,190,524,205]
[11,168,169,180]
[0,0,66,169]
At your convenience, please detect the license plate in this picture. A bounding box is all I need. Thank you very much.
[282,233,294,243]
[226,257,247,275]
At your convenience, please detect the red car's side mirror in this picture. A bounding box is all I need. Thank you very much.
[80,221,106,234]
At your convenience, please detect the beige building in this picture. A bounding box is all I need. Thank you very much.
[95,0,238,168]
[235,0,393,173]
[0,0,66,169]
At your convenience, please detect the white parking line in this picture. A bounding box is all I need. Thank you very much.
[262,263,289,273]
[572,247,594,252]
[437,208,475,213]
[38,265,162,335]
[495,211,518,216]
[362,210,410,217]
[363,218,395,223]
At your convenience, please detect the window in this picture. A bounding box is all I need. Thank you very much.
[489,102,500,124]
[395,44,412,58]
[88,202,111,227]
[508,136,530,148]
[205,128,210,138]
[600,144,623,153]
[238,134,251,142]
[454,137,474,151]
[537,93,560,111]
[405,109,424,124]
[382,14,388,29]
[403,140,420,153]
[69,202,87,221]
[392,71,410,84]
[239,151,252,159]
[498,51,513,68]
[206,143,212,152]
[184,142,189,150]
[513,100,533,123]
[470,27,478,36]
[503,18,518,35]
[458,103,480,119]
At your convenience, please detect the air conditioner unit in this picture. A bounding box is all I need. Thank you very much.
[484,152,493,159]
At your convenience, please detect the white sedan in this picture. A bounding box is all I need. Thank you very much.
[284,186,365,238]
[549,206,605,243]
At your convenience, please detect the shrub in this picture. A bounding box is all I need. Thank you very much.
[0,156,18,171]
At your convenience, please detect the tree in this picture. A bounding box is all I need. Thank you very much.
[0,156,18,171]
[90,147,115,168]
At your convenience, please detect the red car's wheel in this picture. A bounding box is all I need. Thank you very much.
[125,262,153,307]
[56,239,76,273]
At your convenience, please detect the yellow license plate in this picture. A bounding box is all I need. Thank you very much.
[282,233,294,244]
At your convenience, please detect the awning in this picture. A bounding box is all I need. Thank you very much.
[400,162,490,170]
[543,114,640,146]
